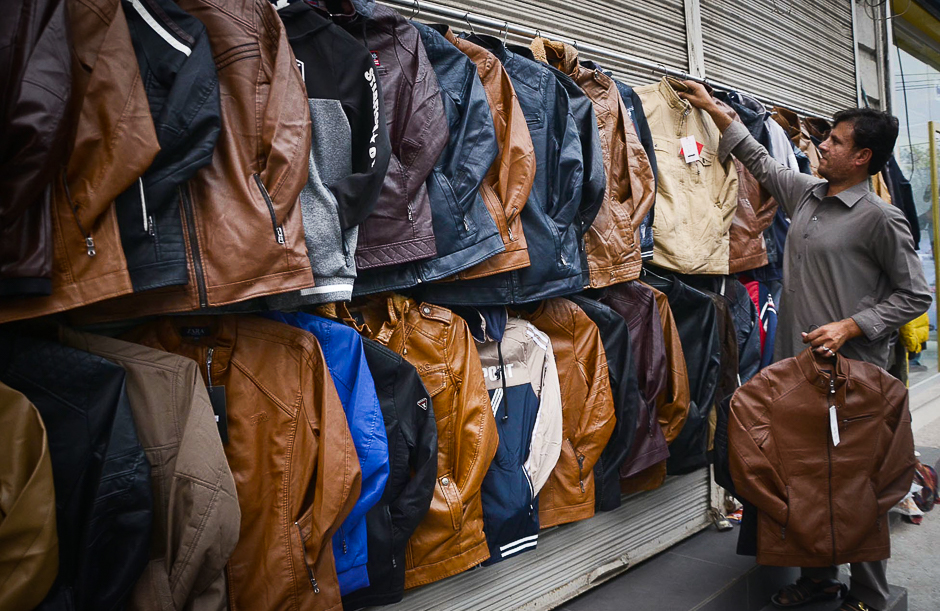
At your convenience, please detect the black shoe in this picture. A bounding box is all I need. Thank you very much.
[770,577,848,608]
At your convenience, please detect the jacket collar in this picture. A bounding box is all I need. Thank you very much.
[811,178,870,208]
[462,33,511,63]
[795,347,849,392]
[530,36,579,75]
[153,316,236,383]
[656,76,692,114]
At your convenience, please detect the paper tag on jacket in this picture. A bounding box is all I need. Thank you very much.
[679,136,701,163]
[829,405,840,447]
[209,385,229,444]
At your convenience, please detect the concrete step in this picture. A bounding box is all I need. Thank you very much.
[757,584,908,611]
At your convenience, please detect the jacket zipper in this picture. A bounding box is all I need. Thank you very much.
[385,506,397,568]
[340,527,348,555]
[179,186,208,308]
[139,177,154,237]
[577,452,586,493]
[827,376,837,564]
[62,170,96,257]
[253,173,285,245]
[206,347,214,386]
[295,521,320,593]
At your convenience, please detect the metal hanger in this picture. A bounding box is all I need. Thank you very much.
[464,12,476,36]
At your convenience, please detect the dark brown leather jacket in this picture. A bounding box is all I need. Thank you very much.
[621,283,691,493]
[433,26,535,279]
[518,298,616,527]
[730,349,915,567]
[342,6,448,270]
[0,0,72,298]
[77,0,314,322]
[343,295,498,588]
[532,38,655,287]
[125,316,361,611]
[0,0,160,324]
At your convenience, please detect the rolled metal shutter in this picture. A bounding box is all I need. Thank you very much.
[700,0,857,117]
[382,0,689,86]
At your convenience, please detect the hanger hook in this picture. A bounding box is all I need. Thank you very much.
[573,39,579,51]
[501,20,508,44]
[409,0,419,19]
[535,29,541,40]
[464,12,476,36]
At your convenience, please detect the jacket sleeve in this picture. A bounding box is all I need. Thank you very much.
[655,294,691,444]
[872,371,917,516]
[297,349,362,571]
[575,103,606,236]
[450,319,499,508]
[717,121,819,219]
[851,206,933,342]
[728,376,790,527]
[525,334,563,495]
[426,55,499,231]
[629,88,658,188]
[329,51,391,230]
[389,362,438,550]
[398,26,449,212]
[338,341,390,527]
[551,88,584,235]
[621,104,656,234]
[571,313,616,476]
[257,1,311,219]
[495,71,536,231]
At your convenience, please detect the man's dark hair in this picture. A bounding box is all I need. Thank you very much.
[831,108,899,175]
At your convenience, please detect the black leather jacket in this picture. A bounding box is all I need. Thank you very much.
[418,35,589,304]
[0,334,152,611]
[342,338,438,611]
[568,295,640,512]
[115,0,220,293]
[355,20,502,294]
[643,274,721,475]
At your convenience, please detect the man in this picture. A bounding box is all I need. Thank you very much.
[679,82,931,611]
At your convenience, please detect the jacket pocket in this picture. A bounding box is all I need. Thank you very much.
[430,170,474,235]
[253,173,286,245]
[439,475,462,531]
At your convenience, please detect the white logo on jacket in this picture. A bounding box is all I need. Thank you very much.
[365,68,380,167]
[483,363,515,382]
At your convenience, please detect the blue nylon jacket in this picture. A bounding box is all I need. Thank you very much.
[266,312,389,596]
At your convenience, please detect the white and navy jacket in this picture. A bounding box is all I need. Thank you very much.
[461,308,563,564]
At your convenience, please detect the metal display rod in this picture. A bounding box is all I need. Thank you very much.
[381,0,834,121]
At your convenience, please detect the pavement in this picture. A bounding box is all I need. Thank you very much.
[562,372,940,611]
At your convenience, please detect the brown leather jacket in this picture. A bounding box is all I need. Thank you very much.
[772,106,821,176]
[434,26,535,279]
[712,99,778,274]
[0,0,159,324]
[0,0,72,298]
[532,38,655,287]
[622,283,691,493]
[125,316,360,611]
[60,329,240,611]
[517,298,616,527]
[343,295,498,588]
[77,0,314,322]
[730,349,916,567]
[0,382,58,611]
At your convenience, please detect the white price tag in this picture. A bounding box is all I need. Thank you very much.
[680,136,700,163]
[829,405,841,447]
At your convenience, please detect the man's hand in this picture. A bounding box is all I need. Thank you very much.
[801,319,864,357]
[675,80,733,132]
[676,80,717,112]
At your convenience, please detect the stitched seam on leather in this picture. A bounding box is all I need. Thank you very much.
[230,357,295,417]
[169,468,223,591]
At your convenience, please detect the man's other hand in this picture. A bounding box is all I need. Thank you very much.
[801,319,864,357]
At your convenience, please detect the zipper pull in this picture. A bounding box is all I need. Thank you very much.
[577,454,585,493]
[295,522,320,594]
[206,347,214,387]
[341,528,348,554]
[407,207,414,222]
[507,226,514,241]
[147,217,155,237]
[829,377,835,395]
[85,237,96,257]
[275,226,285,245]
[781,526,786,540]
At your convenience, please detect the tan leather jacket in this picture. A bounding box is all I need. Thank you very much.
[436,27,535,279]
[343,295,498,588]
[0,0,159,324]
[60,329,240,611]
[78,0,313,322]
[636,78,739,275]
[0,382,58,611]
[517,298,616,527]
[622,283,691,493]
[730,349,916,567]
[532,38,655,287]
[125,316,360,611]
[772,106,821,176]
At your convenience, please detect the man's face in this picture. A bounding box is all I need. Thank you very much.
[817,120,869,181]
